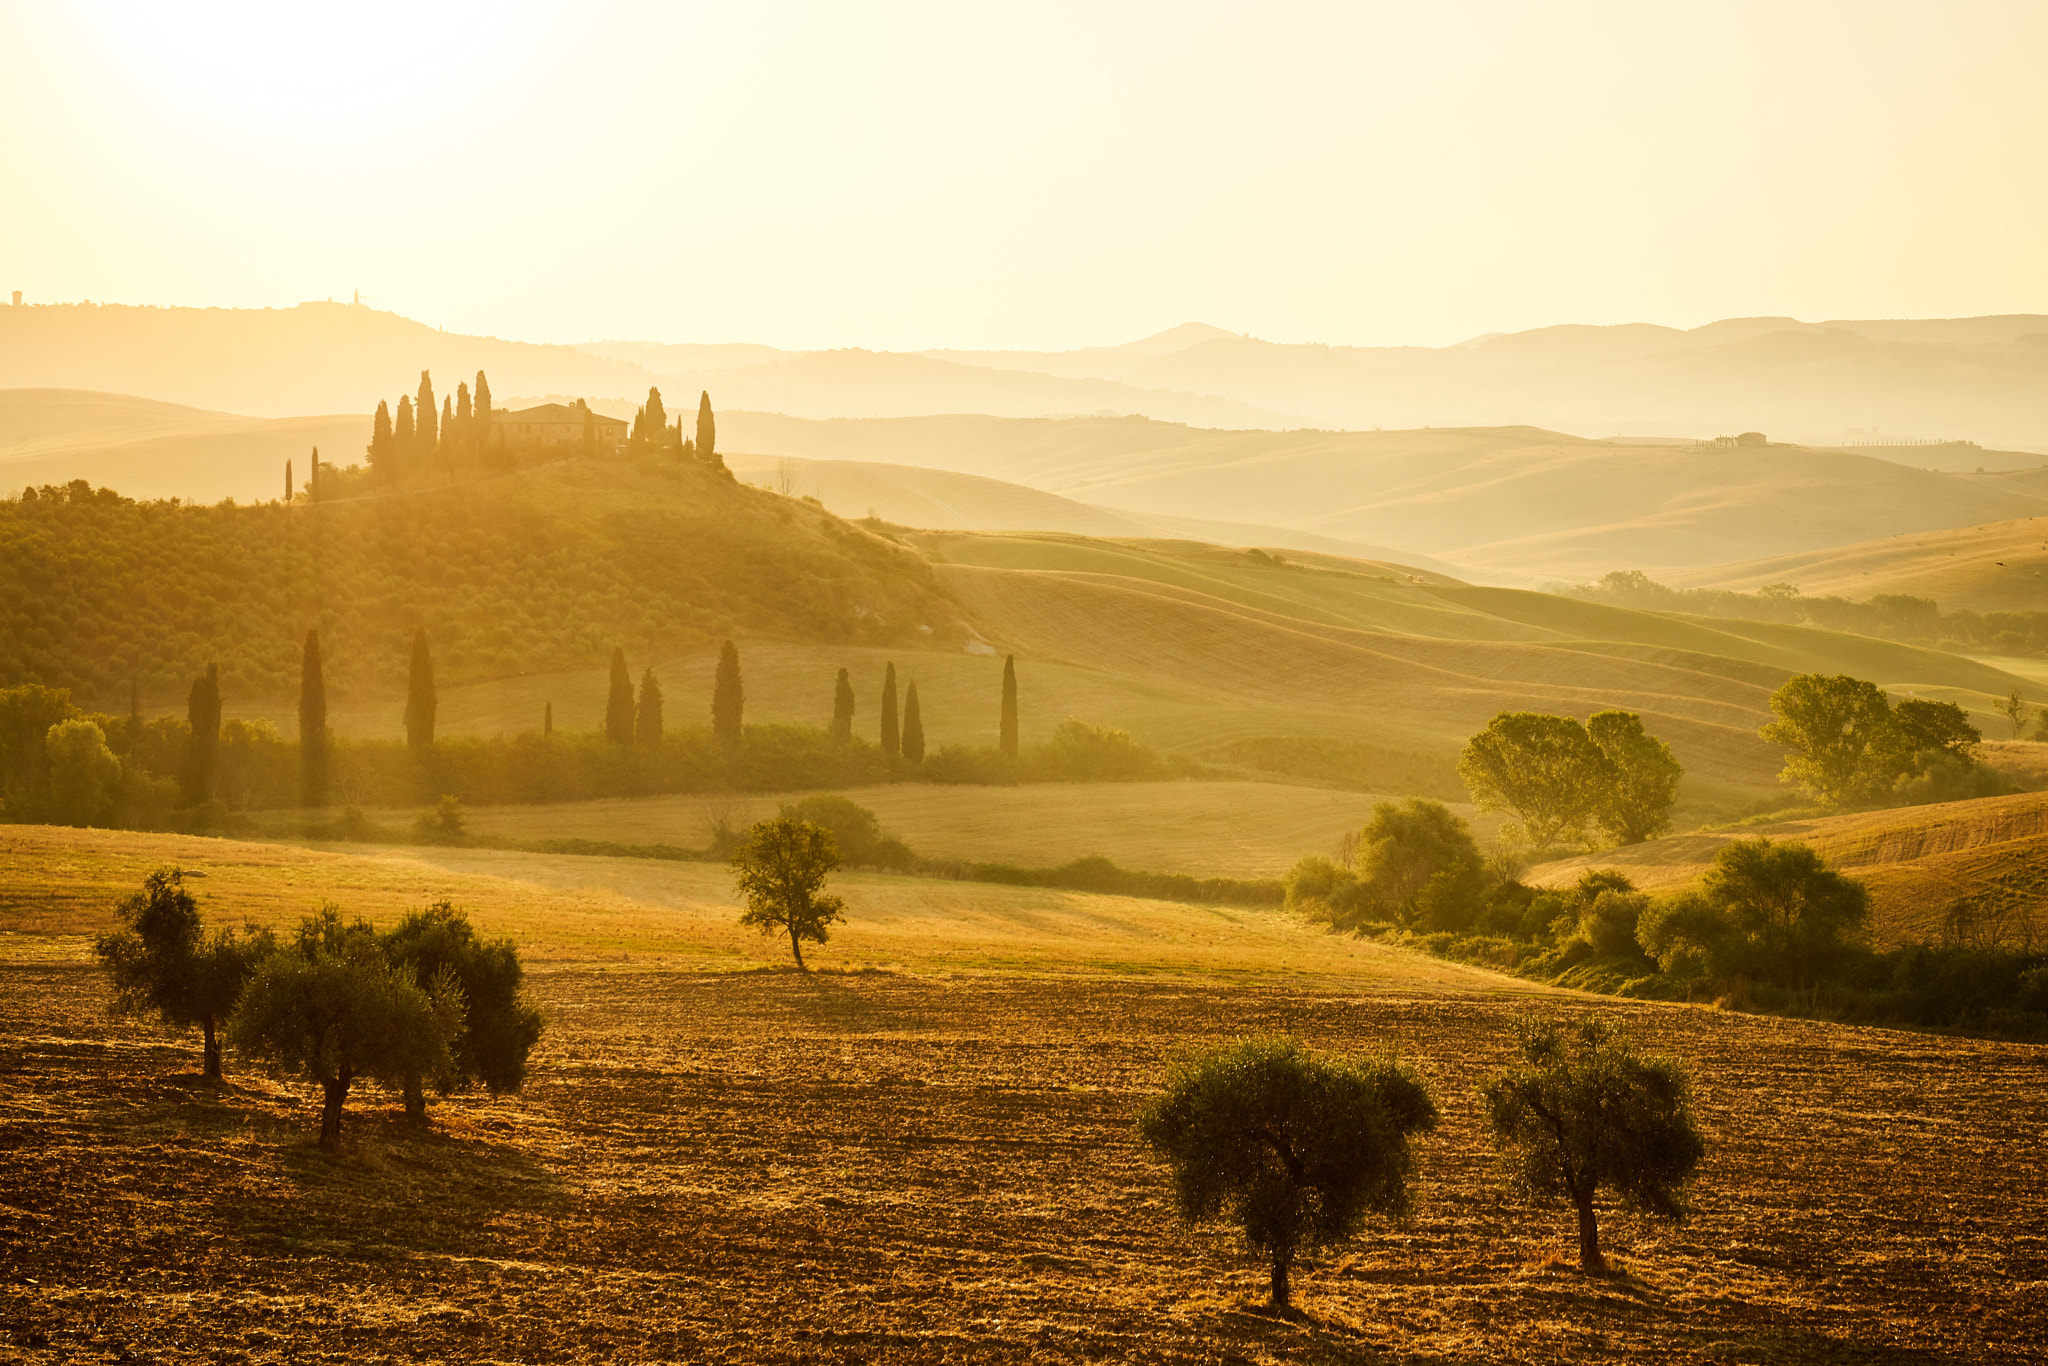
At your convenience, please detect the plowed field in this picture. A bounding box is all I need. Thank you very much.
[5,966,2045,1364]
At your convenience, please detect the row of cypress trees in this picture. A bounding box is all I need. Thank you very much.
[367,370,496,481]
[191,637,1021,810]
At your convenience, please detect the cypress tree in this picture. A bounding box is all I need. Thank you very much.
[308,446,320,501]
[441,395,454,461]
[474,371,493,450]
[404,629,436,749]
[369,402,395,480]
[696,391,718,467]
[636,669,664,745]
[880,662,899,757]
[831,667,855,742]
[645,387,667,434]
[901,681,925,764]
[299,630,328,806]
[285,458,293,503]
[544,701,553,738]
[604,647,635,744]
[712,641,744,749]
[455,382,472,445]
[416,371,438,458]
[1000,654,1018,759]
[182,663,221,806]
[395,394,416,465]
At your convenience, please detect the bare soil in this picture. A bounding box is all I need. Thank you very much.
[3,966,2045,1364]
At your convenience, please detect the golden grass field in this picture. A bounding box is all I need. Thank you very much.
[1674,514,2048,615]
[5,821,2047,1362]
[1528,788,2048,946]
[0,825,1498,988]
[440,780,1504,878]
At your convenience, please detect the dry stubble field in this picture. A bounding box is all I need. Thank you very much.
[5,963,2048,1364]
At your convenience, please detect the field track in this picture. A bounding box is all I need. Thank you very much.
[3,968,2044,1363]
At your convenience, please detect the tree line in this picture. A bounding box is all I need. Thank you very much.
[1567,568,2048,662]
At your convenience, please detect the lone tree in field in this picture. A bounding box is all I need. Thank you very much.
[1480,1015,1705,1274]
[1758,673,1901,806]
[879,662,900,757]
[405,629,436,749]
[636,668,665,745]
[94,868,274,1082]
[230,909,459,1151]
[379,902,545,1127]
[1138,1035,1438,1311]
[712,641,744,749]
[831,667,855,742]
[999,654,1019,759]
[731,816,845,970]
[299,629,328,807]
[901,681,925,764]
[1586,710,1682,845]
[182,663,222,806]
[1458,711,1612,847]
[1997,687,2032,741]
[604,647,635,744]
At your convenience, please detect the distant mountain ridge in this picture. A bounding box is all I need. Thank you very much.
[8,302,2048,452]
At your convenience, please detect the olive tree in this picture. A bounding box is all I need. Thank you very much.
[1759,674,1905,806]
[1138,1035,1438,1311]
[379,902,546,1126]
[93,868,273,1082]
[1481,1015,1705,1273]
[229,909,458,1151]
[1458,712,1613,847]
[731,816,845,970]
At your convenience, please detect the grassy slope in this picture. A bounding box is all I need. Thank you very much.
[1670,513,2048,614]
[430,780,1505,878]
[1526,787,2048,947]
[0,455,963,708]
[0,824,1498,987]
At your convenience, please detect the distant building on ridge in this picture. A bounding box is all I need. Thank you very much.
[496,402,627,455]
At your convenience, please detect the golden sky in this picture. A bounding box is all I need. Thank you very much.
[3,1,2045,350]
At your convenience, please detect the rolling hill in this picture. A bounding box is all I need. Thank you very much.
[715,413,2048,581]
[1672,515,2048,615]
[0,388,364,504]
[1526,786,2048,948]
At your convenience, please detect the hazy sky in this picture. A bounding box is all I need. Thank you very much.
[4,1,2046,351]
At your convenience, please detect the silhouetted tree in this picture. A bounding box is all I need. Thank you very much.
[299,629,328,807]
[308,446,321,500]
[644,387,667,439]
[1000,654,1018,759]
[405,629,436,749]
[731,816,844,970]
[1997,688,2032,740]
[1638,838,1869,993]
[697,390,718,467]
[636,668,664,745]
[1481,1015,1705,1274]
[543,701,553,739]
[369,402,395,480]
[1459,712,1613,847]
[1139,1035,1438,1310]
[880,662,900,757]
[94,868,274,1082]
[455,380,472,432]
[473,371,493,451]
[440,395,454,462]
[285,457,293,503]
[230,909,458,1151]
[395,394,416,466]
[605,647,635,744]
[831,667,855,742]
[182,664,221,806]
[901,681,925,764]
[1587,710,1682,845]
[379,902,545,1127]
[713,641,744,748]
[416,371,438,459]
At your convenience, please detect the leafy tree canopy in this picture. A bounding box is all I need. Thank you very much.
[731,816,845,970]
